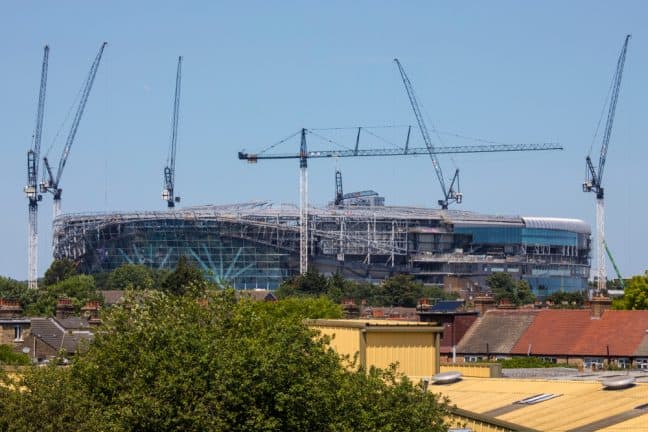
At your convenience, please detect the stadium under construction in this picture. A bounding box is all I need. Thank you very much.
[53,201,591,295]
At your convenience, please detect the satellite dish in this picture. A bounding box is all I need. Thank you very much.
[432,371,462,385]
[22,347,30,354]
[602,376,635,390]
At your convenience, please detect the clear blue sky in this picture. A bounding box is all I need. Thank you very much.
[1,1,646,281]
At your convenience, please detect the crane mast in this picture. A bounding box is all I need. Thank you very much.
[583,35,630,296]
[24,45,49,289]
[334,169,344,206]
[394,58,461,209]
[163,56,182,208]
[41,42,107,218]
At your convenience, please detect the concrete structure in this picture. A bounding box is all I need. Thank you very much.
[307,319,443,380]
[53,202,590,295]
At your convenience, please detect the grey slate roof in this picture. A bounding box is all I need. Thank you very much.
[633,333,648,357]
[56,317,90,330]
[29,317,93,354]
[100,290,124,305]
[456,309,539,354]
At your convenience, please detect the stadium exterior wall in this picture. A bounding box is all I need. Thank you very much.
[53,202,591,295]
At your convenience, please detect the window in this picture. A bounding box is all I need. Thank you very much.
[464,356,484,363]
[616,358,630,369]
[540,356,557,364]
[584,357,604,369]
[13,325,23,342]
[636,358,648,370]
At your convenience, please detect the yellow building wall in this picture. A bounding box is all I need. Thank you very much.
[365,332,437,378]
[311,325,361,365]
[440,363,502,378]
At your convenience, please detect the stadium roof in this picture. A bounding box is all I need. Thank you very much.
[55,201,589,234]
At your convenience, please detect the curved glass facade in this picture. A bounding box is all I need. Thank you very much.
[54,204,590,296]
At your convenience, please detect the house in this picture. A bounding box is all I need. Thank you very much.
[417,299,479,362]
[1,298,99,363]
[456,297,648,368]
[0,299,30,352]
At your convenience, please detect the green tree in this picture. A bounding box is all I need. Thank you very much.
[486,272,536,306]
[381,274,421,307]
[0,276,36,309]
[43,258,77,286]
[161,256,206,296]
[26,275,101,316]
[107,263,155,290]
[0,291,450,431]
[545,291,586,308]
[276,269,329,298]
[614,271,648,310]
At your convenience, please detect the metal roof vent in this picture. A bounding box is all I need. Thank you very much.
[514,393,561,405]
[431,371,462,385]
[602,376,636,390]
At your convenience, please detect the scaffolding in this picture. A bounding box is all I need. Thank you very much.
[53,202,591,292]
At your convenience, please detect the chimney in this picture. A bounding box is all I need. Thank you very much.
[81,301,101,326]
[496,298,517,310]
[55,298,75,320]
[473,296,496,315]
[0,298,23,319]
[590,296,612,319]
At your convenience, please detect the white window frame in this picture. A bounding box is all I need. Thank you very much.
[13,325,23,342]
[615,358,630,369]
[636,358,648,370]
[584,357,604,369]
[464,355,484,363]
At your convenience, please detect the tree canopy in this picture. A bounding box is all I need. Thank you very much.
[486,272,536,306]
[0,291,449,431]
[278,270,457,307]
[43,258,77,286]
[613,271,648,310]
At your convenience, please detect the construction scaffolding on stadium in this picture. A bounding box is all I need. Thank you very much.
[53,202,590,293]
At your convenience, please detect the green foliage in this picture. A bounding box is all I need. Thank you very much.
[276,269,329,298]
[26,275,101,316]
[107,263,154,290]
[497,357,570,369]
[161,256,207,297]
[0,291,449,431]
[381,274,422,307]
[251,295,343,320]
[43,258,77,286]
[613,271,648,310]
[278,269,457,307]
[545,291,586,308]
[486,272,536,306]
[0,276,36,309]
[0,344,29,365]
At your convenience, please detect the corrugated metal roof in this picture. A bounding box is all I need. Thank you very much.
[522,216,591,234]
[435,377,648,431]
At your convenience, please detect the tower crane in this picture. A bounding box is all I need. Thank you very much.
[24,45,49,289]
[162,56,182,208]
[394,58,460,209]
[239,127,562,274]
[583,35,630,297]
[334,169,379,206]
[41,42,107,218]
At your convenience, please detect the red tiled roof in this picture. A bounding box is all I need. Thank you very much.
[511,309,592,355]
[510,309,648,357]
[572,310,648,356]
